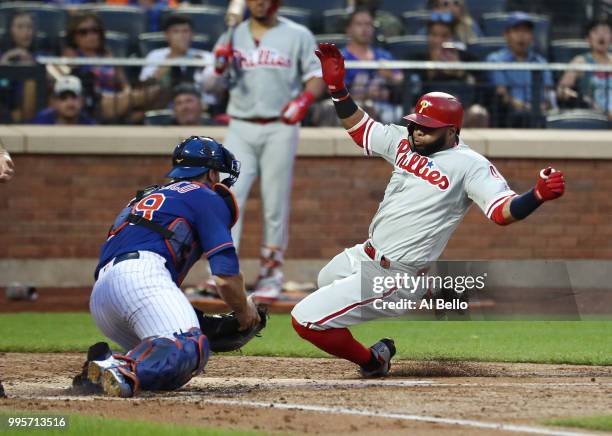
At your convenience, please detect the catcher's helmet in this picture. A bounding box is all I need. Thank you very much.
[166,136,241,187]
[403,92,464,133]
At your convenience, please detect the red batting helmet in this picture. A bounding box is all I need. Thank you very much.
[403,92,464,132]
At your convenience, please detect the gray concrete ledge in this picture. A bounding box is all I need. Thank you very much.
[1,258,611,290]
[1,125,610,159]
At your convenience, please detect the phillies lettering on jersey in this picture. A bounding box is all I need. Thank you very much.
[234,47,293,69]
[345,112,515,261]
[213,17,321,119]
[395,140,450,190]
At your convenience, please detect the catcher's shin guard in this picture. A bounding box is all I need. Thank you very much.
[114,327,210,393]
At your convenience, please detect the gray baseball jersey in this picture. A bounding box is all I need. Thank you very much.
[215,17,321,118]
[348,113,516,262]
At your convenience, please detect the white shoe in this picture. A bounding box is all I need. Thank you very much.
[87,358,134,398]
[252,275,283,302]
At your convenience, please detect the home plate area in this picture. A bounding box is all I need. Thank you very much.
[1,353,611,435]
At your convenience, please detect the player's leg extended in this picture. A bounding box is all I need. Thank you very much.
[253,122,299,298]
[86,252,209,396]
[291,244,396,376]
[226,118,262,251]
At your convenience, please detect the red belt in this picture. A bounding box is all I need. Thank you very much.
[232,116,280,124]
[364,241,391,269]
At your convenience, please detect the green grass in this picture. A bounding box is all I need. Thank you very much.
[0,412,262,436]
[0,313,610,365]
[546,415,612,432]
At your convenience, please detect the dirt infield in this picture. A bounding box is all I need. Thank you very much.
[0,353,610,435]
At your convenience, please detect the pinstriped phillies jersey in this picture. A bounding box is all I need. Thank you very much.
[347,113,516,262]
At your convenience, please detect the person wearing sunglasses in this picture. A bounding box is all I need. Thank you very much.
[63,12,151,123]
[429,0,482,44]
[31,75,95,125]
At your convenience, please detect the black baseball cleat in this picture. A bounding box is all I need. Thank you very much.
[72,342,113,392]
[360,338,396,378]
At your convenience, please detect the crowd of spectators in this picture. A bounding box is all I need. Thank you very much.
[0,0,610,128]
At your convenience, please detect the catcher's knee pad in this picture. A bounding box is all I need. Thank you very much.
[118,327,209,392]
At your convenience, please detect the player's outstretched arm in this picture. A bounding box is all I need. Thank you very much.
[492,167,565,225]
[214,272,261,330]
[315,43,365,130]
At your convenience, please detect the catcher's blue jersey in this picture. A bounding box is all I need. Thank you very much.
[96,181,238,284]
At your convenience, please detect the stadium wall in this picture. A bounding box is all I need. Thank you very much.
[1,126,610,286]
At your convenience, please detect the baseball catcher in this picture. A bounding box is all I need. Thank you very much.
[74,136,266,397]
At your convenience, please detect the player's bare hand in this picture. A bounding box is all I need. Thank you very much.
[236,297,261,331]
[315,43,346,91]
[0,152,15,183]
[534,167,565,201]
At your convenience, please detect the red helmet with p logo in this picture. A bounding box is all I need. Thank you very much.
[403,92,464,133]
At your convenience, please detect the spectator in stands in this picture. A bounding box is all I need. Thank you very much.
[558,18,612,118]
[413,14,489,127]
[351,0,403,40]
[432,0,482,44]
[486,12,555,127]
[341,8,404,123]
[63,12,151,123]
[31,75,95,125]
[140,14,213,108]
[0,142,15,183]
[0,10,39,123]
[171,82,204,126]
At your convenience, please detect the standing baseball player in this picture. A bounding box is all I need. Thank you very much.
[82,136,260,397]
[205,0,325,301]
[291,44,566,377]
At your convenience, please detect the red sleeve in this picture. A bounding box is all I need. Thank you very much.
[346,113,373,152]
[489,197,515,226]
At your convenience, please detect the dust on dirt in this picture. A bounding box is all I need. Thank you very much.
[1,353,611,435]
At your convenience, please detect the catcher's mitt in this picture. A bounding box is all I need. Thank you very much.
[194,305,268,352]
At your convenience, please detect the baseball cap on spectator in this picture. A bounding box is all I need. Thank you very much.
[162,14,193,31]
[173,82,201,100]
[54,75,82,97]
[505,12,534,31]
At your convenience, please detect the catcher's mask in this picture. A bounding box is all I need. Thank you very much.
[166,136,241,187]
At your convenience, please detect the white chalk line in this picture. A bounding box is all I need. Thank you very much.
[203,398,596,436]
[8,394,596,435]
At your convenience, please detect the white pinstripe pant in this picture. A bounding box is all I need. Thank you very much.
[90,251,199,351]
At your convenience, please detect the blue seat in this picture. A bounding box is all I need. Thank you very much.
[482,12,550,54]
[385,35,428,60]
[322,8,349,34]
[282,0,346,14]
[0,2,68,38]
[380,0,427,15]
[550,39,590,63]
[278,6,312,28]
[105,31,130,58]
[546,110,610,129]
[465,0,507,20]
[160,6,226,43]
[467,36,506,60]
[87,5,146,54]
[401,11,430,35]
[315,33,349,47]
[139,32,212,56]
